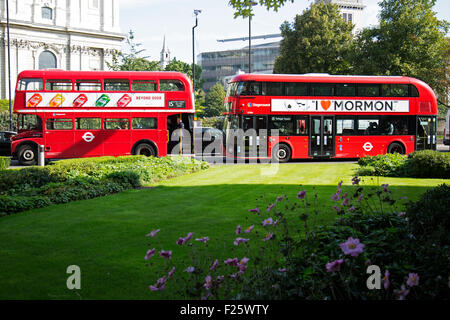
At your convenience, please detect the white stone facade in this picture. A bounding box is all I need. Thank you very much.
[0,0,125,99]
[315,0,366,34]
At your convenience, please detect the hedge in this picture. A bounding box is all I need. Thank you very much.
[0,157,10,171]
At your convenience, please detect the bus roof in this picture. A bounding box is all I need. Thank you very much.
[17,70,191,81]
[230,73,420,84]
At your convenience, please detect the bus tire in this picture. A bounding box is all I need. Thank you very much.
[387,142,405,154]
[134,143,156,157]
[272,143,291,163]
[17,144,38,166]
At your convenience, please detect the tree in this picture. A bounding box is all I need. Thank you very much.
[165,58,204,89]
[273,2,354,74]
[229,0,294,18]
[203,83,226,117]
[107,30,161,71]
[354,0,449,98]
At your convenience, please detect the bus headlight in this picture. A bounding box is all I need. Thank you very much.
[168,101,186,108]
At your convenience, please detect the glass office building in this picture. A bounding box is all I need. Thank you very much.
[199,41,280,92]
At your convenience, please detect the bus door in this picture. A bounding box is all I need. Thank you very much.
[416,116,437,150]
[242,115,268,157]
[44,117,74,158]
[309,116,335,158]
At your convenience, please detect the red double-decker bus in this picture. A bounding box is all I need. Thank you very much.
[11,70,195,165]
[224,74,438,162]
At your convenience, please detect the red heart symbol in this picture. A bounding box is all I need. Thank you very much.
[321,100,331,111]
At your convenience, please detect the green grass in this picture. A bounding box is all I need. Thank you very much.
[0,162,447,299]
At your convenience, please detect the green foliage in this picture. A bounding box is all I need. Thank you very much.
[0,110,16,131]
[0,156,209,215]
[357,153,407,177]
[165,58,204,90]
[405,150,450,178]
[203,83,226,117]
[228,0,294,18]
[0,157,10,171]
[0,99,11,111]
[354,0,449,98]
[357,151,450,179]
[200,116,225,130]
[273,2,354,74]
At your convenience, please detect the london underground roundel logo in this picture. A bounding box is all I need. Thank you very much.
[363,142,373,152]
[82,132,95,143]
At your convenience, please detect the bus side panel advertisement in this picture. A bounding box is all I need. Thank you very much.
[25,92,166,108]
[271,99,410,113]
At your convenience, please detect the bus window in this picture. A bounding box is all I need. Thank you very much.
[46,118,73,130]
[104,79,130,91]
[132,80,157,91]
[132,117,157,129]
[269,116,294,136]
[285,82,308,96]
[75,80,101,91]
[263,82,283,96]
[46,80,73,91]
[358,118,379,135]
[104,118,129,130]
[76,118,101,130]
[295,116,308,135]
[336,84,356,97]
[381,84,409,97]
[160,80,184,91]
[18,114,42,131]
[18,78,43,91]
[357,84,380,97]
[336,118,356,135]
[410,85,419,97]
[311,84,334,96]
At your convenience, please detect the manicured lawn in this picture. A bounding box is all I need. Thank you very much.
[0,162,447,299]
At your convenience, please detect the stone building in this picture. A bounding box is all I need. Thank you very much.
[315,0,365,33]
[0,0,125,99]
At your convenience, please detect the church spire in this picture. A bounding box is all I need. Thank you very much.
[160,36,171,69]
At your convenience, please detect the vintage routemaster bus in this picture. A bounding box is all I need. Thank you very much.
[11,70,195,165]
[224,74,438,162]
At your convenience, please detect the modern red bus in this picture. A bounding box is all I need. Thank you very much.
[11,70,195,165]
[224,74,438,162]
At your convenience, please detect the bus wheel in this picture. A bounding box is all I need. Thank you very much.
[272,144,291,163]
[134,143,156,157]
[18,144,38,166]
[387,142,405,154]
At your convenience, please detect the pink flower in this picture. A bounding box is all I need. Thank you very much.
[278,268,288,273]
[357,193,364,202]
[348,206,355,212]
[333,205,341,213]
[168,267,175,278]
[398,212,406,217]
[383,270,390,290]
[185,266,195,273]
[248,208,260,213]
[238,257,250,272]
[224,258,239,267]
[204,275,212,290]
[297,190,306,199]
[326,259,344,273]
[195,237,210,243]
[146,229,160,237]
[149,276,166,291]
[263,232,274,241]
[381,184,389,192]
[210,259,219,271]
[407,273,419,287]
[177,232,194,245]
[331,193,340,201]
[273,219,279,227]
[341,198,349,206]
[352,176,361,185]
[160,250,172,259]
[394,284,410,300]
[338,180,343,188]
[276,195,284,202]
[267,203,275,213]
[244,225,254,233]
[262,217,273,227]
[340,237,365,257]
[235,225,242,235]
[145,248,156,260]
[234,237,249,246]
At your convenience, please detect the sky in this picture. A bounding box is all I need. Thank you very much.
[120,0,450,64]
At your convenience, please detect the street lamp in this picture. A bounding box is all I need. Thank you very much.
[6,0,12,131]
[248,1,257,74]
[192,9,202,92]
